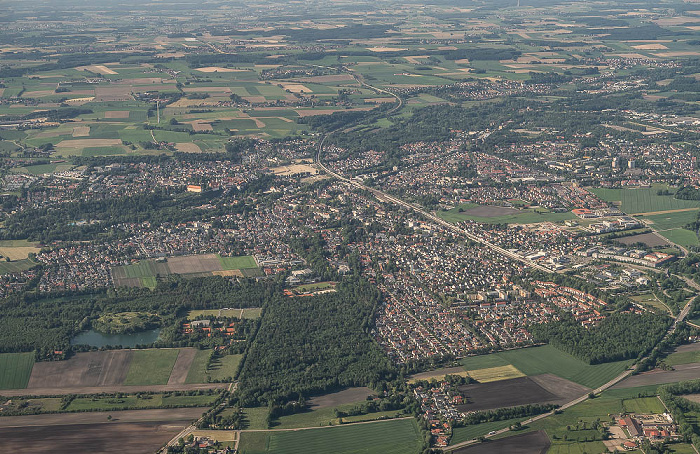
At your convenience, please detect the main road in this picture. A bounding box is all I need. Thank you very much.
[314,74,551,273]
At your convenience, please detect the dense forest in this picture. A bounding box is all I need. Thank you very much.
[235,276,395,407]
[529,312,670,364]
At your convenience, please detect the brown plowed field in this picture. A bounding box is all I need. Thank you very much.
[457,374,590,412]
[453,430,550,454]
[0,408,204,454]
[168,348,198,385]
[1,383,227,397]
[166,253,223,274]
[27,350,133,389]
[307,387,375,409]
[613,363,700,388]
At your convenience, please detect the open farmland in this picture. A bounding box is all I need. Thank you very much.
[238,418,422,454]
[439,205,575,225]
[487,388,670,454]
[452,430,550,454]
[0,409,202,454]
[457,374,589,413]
[0,352,35,389]
[112,254,259,287]
[27,350,133,389]
[409,365,525,384]
[591,187,700,214]
[460,345,633,389]
[123,349,179,386]
[187,307,262,320]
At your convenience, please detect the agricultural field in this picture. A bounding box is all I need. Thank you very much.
[409,365,525,384]
[184,351,242,384]
[0,258,37,275]
[439,204,575,225]
[123,349,180,386]
[0,352,35,389]
[0,409,204,454]
[112,254,260,287]
[659,228,700,247]
[630,293,673,315]
[238,418,422,454]
[591,186,700,215]
[187,308,262,320]
[456,375,590,412]
[27,350,133,389]
[484,388,668,454]
[460,345,633,389]
[0,239,41,261]
[450,418,530,446]
[272,402,405,429]
[64,392,218,412]
[453,430,550,454]
[664,343,700,366]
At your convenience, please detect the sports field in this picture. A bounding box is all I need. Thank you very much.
[238,418,422,454]
[0,352,35,389]
[460,345,633,389]
[591,186,700,214]
[123,349,179,385]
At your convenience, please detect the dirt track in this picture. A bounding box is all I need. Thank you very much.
[1,383,227,397]
[168,348,198,385]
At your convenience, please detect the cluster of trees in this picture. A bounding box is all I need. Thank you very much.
[0,188,220,242]
[235,276,395,407]
[658,380,700,448]
[530,312,669,364]
[455,403,557,427]
[0,276,275,355]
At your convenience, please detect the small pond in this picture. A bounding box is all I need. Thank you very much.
[70,328,161,348]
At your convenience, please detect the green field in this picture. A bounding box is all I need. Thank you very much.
[219,255,257,270]
[438,205,574,225]
[641,209,699,230]
[665,349,700,366]
[272,402,405,429]
[123,349,179,385]
[630,293,673,315]
[460,345,633,389]
[0,352,35,389]
[490,391,667,453]
[0,258,36,275]
[591,186,700,215]
[451,417,528,445]
[238,418,422,454]
[185,351,242,383]
[187,308,262,320]
[659,228,700,247]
